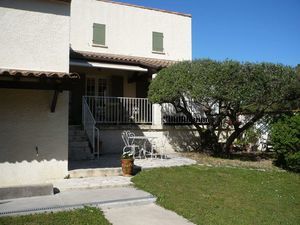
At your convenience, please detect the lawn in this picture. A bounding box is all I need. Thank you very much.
[132,165,300,225]
[0,206,111,225]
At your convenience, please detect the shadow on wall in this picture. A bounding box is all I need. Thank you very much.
[166,126,202,152]
[0,0,70,16]
[0,131,68,163]
[99,124,145,155]
[0,88,69,164]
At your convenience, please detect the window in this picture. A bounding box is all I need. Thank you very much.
[152,32,164,52]
[93,23,106,46]
[86,76,110,97]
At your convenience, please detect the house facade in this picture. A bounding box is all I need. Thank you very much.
[69,0,193,156]
[0,0,193,187]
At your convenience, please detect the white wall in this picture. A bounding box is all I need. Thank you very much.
[70,0,192,61]
[0,0,70,73]
[99,126,200,155]
[0,89,69,187]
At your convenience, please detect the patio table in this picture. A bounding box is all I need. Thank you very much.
[128,136,158,159]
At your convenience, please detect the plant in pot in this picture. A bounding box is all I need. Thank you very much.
[121,151,134,176]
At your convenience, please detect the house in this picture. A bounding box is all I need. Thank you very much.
[68,0,192,157]
[0,0,192,187]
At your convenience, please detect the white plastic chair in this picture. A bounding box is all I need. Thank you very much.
[122,130,138,158]
[151,131,169,159]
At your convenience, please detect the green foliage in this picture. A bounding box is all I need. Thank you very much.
[121,151,134,159]
[149,59,299,152]
[285,152,300,172]
[270,114,300,172]
[234,127,261,149]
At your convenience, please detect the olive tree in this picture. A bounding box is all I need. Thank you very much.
[148,59,299,153]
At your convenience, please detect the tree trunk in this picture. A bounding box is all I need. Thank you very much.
[223,112,264,153]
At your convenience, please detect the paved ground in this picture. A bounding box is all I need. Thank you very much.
[0,187,155,217]
[135,154,196,169]
[104,203,195,225]
[69,153,196,171]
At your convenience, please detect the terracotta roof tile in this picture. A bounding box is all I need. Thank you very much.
[70,50,177,70]
[0,68,79,79]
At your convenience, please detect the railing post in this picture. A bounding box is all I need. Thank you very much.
[151,73,163,128]
[152,103,162,128]
[82,97,85,129]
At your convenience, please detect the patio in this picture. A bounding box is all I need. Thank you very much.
[51,154,196,192]
[68,153,196,176]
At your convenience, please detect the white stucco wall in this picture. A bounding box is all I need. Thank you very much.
[70,0,192,61]
[0,89,69,187]
[99,126,200,155]
[0,0,70,73]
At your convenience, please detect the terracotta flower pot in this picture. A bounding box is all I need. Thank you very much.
[121,159,134,176]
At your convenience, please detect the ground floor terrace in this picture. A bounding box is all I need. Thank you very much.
[69,50,209,160]
[0,51,207,190]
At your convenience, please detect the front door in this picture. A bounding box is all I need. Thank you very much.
[86,76,110,122]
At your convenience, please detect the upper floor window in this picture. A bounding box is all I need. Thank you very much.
[93,23,106,46]
[152,32,164,53]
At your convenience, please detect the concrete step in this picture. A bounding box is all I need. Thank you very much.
[0,184,53,201]
[69,168,123,178]
[69,130,86,136]
[52,176,132,192]
[69,141,89,148]
[69,125,82,130]
[69,136,88,142]
[0,187,156,216]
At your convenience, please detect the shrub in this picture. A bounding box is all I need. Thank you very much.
[285,152,300,172]
[270,114,300,172]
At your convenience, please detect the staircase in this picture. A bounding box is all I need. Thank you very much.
[69,125,94,160]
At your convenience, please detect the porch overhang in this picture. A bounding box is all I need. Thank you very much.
[70,49,177,71]
[70,59,148,72]
[0,68,79,79]
[0,68,79,91]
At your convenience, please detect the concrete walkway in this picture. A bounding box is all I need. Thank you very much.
[104,203,195,225]
[0,187,155,216]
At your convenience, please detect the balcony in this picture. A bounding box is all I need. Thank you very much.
[84,96,153,124]
[83,96,208,125]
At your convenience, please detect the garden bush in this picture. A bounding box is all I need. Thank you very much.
[270,114,300,172]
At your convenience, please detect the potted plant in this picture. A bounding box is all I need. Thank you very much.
[121,152,134,176]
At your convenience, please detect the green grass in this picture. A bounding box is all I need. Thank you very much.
[132,165,300,225]
[0,206,111,225]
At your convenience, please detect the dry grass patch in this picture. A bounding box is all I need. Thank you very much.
[180,152,279,171]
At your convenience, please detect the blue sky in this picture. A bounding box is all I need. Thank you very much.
[116,0,300,67]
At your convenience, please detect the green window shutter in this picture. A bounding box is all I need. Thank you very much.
[93,23,106,45]
[152,32,164,52]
